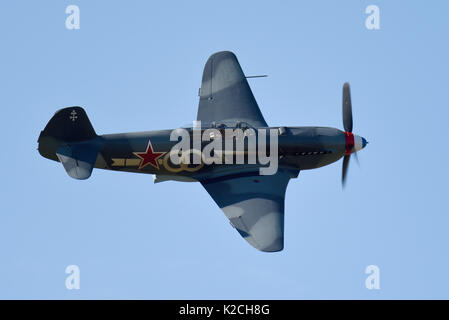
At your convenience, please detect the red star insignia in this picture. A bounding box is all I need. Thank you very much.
[133,139,166,170]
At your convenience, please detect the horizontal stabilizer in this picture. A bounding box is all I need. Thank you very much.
[56,142,99,180]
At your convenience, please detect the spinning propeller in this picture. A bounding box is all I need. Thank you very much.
[341,83,368,187]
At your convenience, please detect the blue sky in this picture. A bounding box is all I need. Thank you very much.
[1,1,448,299]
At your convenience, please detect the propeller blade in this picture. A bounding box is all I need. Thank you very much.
[342,82,353,133]
[342,154,350,187]
[353,150,359,166]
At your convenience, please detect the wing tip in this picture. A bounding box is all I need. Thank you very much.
[243,233,284,252]
[206,50,237,61]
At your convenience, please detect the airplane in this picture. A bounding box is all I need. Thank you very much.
[38,51,368,252]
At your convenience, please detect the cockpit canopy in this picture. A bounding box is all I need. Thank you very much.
[181,120,255,131]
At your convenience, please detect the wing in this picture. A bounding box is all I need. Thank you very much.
[201,169,298,252]
[197,51,268,128]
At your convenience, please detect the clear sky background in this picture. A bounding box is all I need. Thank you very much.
[1,1,448,299]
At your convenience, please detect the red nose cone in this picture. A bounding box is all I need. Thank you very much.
[344,131,355,155]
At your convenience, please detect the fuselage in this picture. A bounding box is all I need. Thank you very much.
[87,126,348,180]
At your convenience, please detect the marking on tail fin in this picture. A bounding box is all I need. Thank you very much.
[70,110,78,122]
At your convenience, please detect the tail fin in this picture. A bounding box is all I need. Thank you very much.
[39,107,96,143]
[38,107,101,180]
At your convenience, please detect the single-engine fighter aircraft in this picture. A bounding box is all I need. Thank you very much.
[38,51,367,252]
